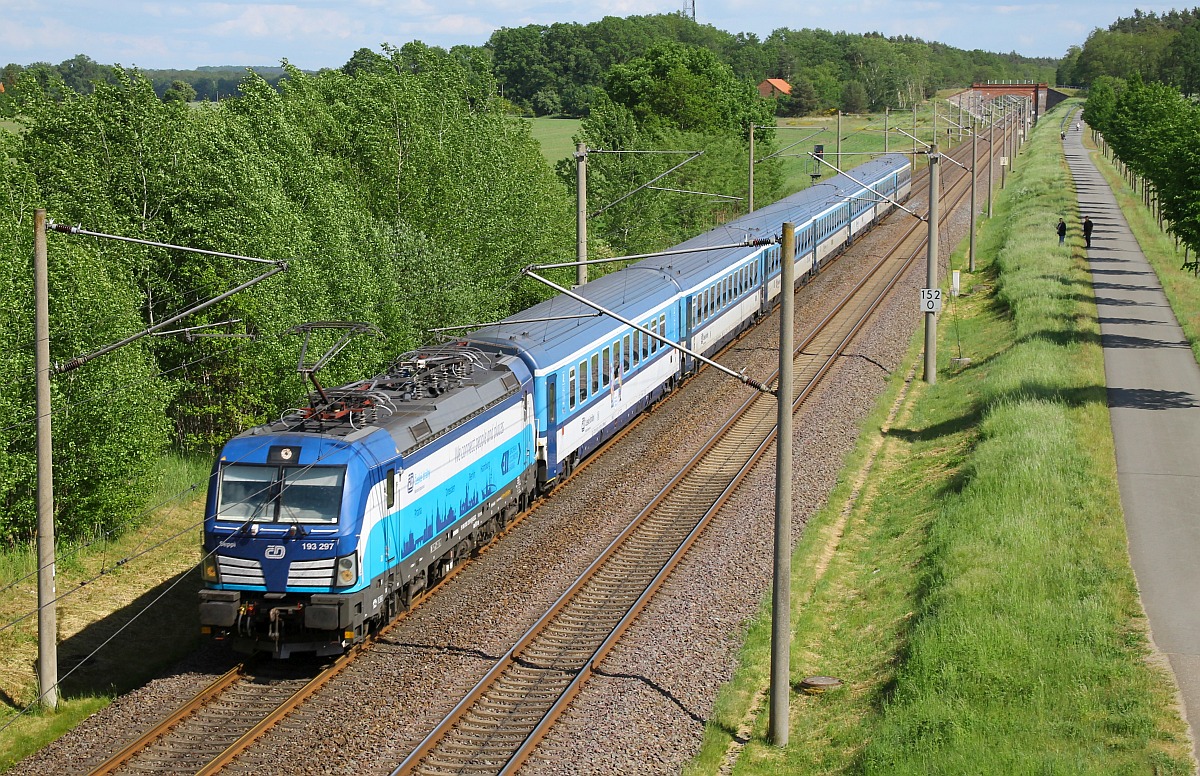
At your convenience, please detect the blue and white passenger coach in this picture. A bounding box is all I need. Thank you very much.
[199,346,537,656]
[468,152,911,493]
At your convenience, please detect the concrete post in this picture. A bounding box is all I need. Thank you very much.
[34,208,58,709]
[924,148,940,384]
[769,223,795,747]
[576,143,587,286]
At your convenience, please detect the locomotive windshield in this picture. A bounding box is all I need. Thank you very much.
[217,464,346,524]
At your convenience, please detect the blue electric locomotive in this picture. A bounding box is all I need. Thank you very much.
[199,345,537,656]
[199,153,911,656]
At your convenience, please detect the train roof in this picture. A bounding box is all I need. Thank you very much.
[467,154,909,372]
[234,344,529,457]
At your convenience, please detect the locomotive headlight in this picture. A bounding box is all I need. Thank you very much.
[201,557,219,583]
[335,552,358,586]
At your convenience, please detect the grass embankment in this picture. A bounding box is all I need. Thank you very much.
[0,454,209,771]
[688,109,1195,773]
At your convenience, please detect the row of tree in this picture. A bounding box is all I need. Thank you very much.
[2,14,1058,120]
[1058,8,1200,94]
[0,56,288,105]
[1084,74,1200,258]
[0,40,779,544]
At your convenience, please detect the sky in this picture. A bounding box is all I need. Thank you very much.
[0,0,1190,71]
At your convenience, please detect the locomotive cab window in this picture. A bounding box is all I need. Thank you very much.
[217,464,345,524]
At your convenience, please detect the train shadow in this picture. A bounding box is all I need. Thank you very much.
[36,567,210,704]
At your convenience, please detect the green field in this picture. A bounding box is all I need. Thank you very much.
[524,117,581,167]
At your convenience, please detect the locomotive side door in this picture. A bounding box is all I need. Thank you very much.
[383,467,398,564]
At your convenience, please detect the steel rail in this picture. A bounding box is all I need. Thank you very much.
[85,665,245,775]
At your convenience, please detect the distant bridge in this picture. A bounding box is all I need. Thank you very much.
[960,82,1075,124]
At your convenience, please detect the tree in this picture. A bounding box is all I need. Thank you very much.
[162,79,196,103]
[532,89,563,116]
[57,54,110,94]
[840,80,868,113]
[1163,23,1200,96]
[1057,45,1082,86]
[605,41,772,135]
[0,72,174,542]
[342,47,388,77]
[780,75,818,117]
[1082,76,1122,132]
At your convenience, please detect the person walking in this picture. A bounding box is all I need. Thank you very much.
[1057,218,1067,245]
[1083,215,1094,248]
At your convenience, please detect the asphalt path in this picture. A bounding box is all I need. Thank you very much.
[1063,118,1200,767]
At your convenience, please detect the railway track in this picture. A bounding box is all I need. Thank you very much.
[77,130,1001,776]
[87,658,334,775]
[391,137,993,775]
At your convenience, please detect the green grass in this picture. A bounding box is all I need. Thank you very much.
[687,104,1195,774]
[524,117,582,166]
[0,451,210,771]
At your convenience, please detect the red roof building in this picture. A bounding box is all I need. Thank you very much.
[757,78,792,98]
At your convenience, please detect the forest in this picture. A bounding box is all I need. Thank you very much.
[1059,8,1200,94]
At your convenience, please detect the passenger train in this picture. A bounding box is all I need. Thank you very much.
[198,153,912,656]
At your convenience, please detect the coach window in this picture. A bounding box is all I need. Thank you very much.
[622,335,631,370]
[658,315,666,345]
[579,361,588,402]
[632,330,640,365]
[569,367,577,409]
[614,340,623,375]
[591,353,600,393]
[642,325,650,358]
[602,347,611,387]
